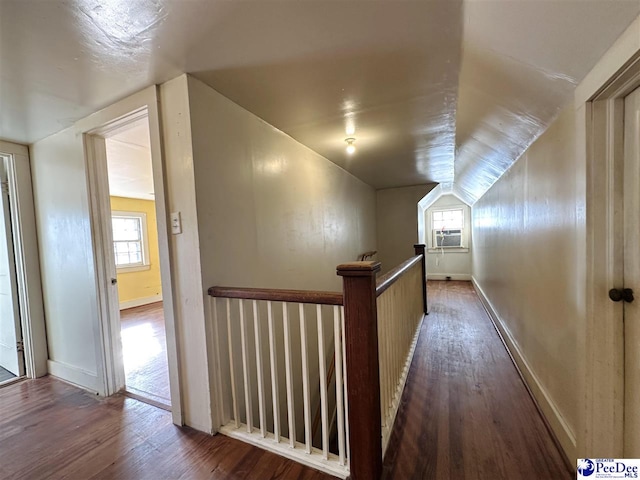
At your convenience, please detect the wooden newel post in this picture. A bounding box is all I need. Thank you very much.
[414,244,428,315]
[337,261,382,480]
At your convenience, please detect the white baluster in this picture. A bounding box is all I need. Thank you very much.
[283,302,296,448]
[239,299,253,432]
[317,305,329,459]
[253,300,267,438]
[334,305,346,466]
[226,298,240,428]
[211,297,228,425]
[300,304,312,454]
[267,301,280,443]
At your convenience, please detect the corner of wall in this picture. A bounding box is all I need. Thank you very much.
[159,74,213,433]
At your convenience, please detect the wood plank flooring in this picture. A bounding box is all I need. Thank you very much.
[382,281,572,479]
[120,302,171,405]
[0,377,334,480]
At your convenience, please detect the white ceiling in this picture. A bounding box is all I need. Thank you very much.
[106,118,155,201]
[1,0,639,203]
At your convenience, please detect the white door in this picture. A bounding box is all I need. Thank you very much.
[624,86,640,456]
[0,157,23,377]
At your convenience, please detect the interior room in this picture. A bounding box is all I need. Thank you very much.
[1,1,640,479]
[106,118,171,407]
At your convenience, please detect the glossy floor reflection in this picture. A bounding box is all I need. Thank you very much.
[120,302,170,406]
[0,377,332,479]
[382,281,572,479]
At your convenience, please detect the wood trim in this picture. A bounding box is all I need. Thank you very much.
[81,86,184,426]
[207,286,343,306]
[0,146,48,378]
[336,260,381,275]
[581,54,640,457]
[337,261,382,480]
[375,255,421,297]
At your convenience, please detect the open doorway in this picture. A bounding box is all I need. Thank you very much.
[83,88,182,425]
[104,117,171,408]
[0,155,23,384]
[0,142,47,385]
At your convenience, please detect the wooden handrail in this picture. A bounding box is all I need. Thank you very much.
[208,286,343,306]
[337,246,426,480]
[357,250,377,261]
[375,255,421,297]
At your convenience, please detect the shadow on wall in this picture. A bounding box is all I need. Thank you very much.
[376,184,437,274]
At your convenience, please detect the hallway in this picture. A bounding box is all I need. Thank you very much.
[382,281,572,479]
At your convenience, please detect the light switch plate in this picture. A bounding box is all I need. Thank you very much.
[170,212,182,234]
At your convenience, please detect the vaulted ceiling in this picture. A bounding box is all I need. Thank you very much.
[1,0,639,203]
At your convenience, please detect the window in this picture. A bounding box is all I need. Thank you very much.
[112,211,149,270]
[432,208,465,248]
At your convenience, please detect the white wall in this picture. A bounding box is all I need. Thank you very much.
[425,194,472,280]
[31,128,103,391]
[159,76,212,432]
[30,80,214,432]
[472,105,579,459]
[186,75,377,435]
[187,76,377,292]
[376,184,436,273]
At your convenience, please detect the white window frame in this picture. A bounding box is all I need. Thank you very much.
[430,207,467,250]
[111,210,150,273]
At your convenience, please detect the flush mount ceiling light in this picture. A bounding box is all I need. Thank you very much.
[345,137,356,155]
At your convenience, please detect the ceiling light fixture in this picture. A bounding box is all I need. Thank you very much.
[345,137,356,155]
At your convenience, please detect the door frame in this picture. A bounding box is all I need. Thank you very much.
[0,141,47,380]
[584,51,640,456]
[79,86,183,425]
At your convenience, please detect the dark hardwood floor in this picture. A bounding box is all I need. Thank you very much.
[0,377,334,480]
[382,280,572,479]
[0,282,572,479]
[120,302,171,406]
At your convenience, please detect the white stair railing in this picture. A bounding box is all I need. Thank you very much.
[208,287,349,479]
[375,255,425,453]
[208,243,428,480]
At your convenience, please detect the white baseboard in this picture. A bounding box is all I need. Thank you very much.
[427,273,472,281]
[47,360,100,394]
[219,423,349,479]
[471,277,577,463]
[119,294,163,310]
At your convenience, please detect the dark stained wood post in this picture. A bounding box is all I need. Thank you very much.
[414,244,428,314]
[336,261,382,480]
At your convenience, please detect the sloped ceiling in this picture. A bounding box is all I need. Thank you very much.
[1,0,639,203]
[455,0,640,203]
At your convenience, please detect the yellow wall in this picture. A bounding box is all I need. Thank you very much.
[110,196,162,307]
